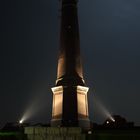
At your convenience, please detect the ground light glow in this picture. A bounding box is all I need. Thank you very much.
[106,121,109,124]
[93,95,115,122]
[19,94,47,124]
[19,103,39,124]
[19,120,23,124]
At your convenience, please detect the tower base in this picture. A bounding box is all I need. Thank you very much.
[51,85,90,129]
[51,118,90,129]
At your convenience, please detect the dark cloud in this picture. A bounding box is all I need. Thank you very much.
[79,0,140,124]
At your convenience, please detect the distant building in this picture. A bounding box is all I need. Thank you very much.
[103,115,134,129]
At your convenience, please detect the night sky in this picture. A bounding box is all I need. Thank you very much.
[0,0,140,127]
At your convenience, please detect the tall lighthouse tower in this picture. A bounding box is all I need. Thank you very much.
[51,0,90,129]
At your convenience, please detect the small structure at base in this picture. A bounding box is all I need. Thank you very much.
[24,127,86,140]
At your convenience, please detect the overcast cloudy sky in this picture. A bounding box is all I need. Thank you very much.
[0,0,140,127]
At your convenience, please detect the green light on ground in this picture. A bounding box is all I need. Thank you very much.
[0,132,20,136]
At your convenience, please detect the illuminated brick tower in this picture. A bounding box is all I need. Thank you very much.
[51,0,90,129]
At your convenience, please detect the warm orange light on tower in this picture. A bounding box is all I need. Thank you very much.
[51,86,63,119]
[51,0,90,129]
